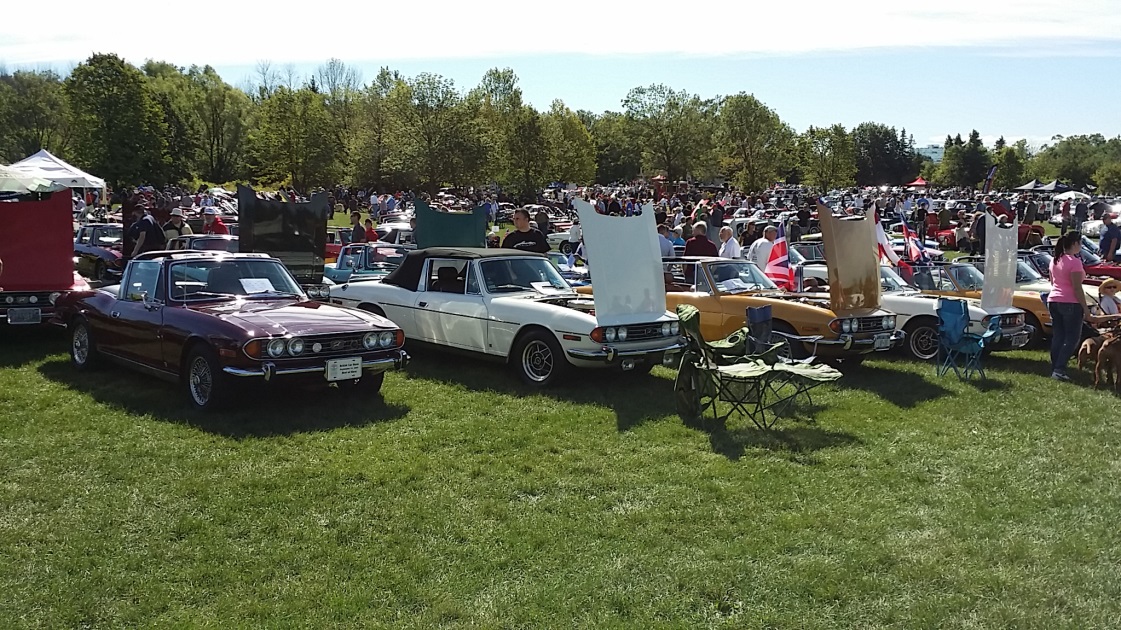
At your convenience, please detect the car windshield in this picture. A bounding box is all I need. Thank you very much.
[949,264,986,290]
[194,238,238,253]
[707,261,779,293]
[880,266,914,292]
[968,259,1044,283]
[96,226,123,245]
[480,257,571,293]
[1083,248,1103,265]
[169,259,304,301]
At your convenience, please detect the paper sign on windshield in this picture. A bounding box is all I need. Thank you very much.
[239,278,275,294]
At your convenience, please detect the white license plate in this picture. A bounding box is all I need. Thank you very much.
[325,357,363,381]
[874,333,892,350]
[6,308,41,325]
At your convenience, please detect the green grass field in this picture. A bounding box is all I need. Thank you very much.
[2,327,1119,628]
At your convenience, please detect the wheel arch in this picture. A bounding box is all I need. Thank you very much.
[507,323,560,364]
[178,335,213,382]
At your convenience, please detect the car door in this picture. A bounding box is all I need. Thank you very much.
[412,258,488,352]
[665,263,726,339]
[74,227,92,276]
[102,260,165,367]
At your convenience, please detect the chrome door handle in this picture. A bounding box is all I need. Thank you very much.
[110,311,121,318]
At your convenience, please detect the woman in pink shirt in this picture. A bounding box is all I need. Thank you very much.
[1047,232,1094,380]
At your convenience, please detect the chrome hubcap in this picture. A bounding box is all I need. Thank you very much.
[189,357,212,405]
[912,328,938,359]
[72,326,89,364]
[522,340,554,382]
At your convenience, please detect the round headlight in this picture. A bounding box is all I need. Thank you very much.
[882,316,891,330]
[617,327,628,341]
[363,332,378,349]
[287,338,305,355]
[671,322,680,335]
[29,296,38,304]
[840,319,850,333]
[49,292,61,305]
[605,327,617,342]
[378,331,395,347]
[661,322,672,337]
[4,296,12,304]
[266,338,286,358]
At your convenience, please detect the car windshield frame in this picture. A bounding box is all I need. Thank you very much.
[880,266,915,292]
[479,257,573,294]
[948,263,986,290]
[95,226,123,245]
[167,258,306,302]
[706,260,779,294]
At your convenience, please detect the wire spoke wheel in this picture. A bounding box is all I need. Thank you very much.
[189,356,213,406]
[72,325,89,365]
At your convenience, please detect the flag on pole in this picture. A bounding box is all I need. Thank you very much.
[897,210,931,264]
[765,221,795,290]
[982,165,998,194]
[874,210,901,265]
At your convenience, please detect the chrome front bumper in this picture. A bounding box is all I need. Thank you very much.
[223,350,410,380]
[799,329,906,352]
[988,326,1034,351]
[567,340,687,365]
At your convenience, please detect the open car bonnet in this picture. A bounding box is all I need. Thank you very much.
[574,198,669,325]
[817,207,883,314]
[982,214,1018,311]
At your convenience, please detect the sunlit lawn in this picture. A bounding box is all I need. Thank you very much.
[1,328,1119,628]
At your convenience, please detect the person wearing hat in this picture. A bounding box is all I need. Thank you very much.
[1098,279,1121,315]
[163,208,193,242]
[202,207,229,235]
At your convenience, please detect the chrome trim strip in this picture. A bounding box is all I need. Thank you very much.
[223,352,409,378]
[567,341,686,360]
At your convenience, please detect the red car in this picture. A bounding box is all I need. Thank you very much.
[51,250,408,410]
[935,223,1045,250]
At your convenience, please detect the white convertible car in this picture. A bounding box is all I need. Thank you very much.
[331,202,685,385]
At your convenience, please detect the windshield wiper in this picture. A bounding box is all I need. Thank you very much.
[245,290,302,298]
[491,284,531,293]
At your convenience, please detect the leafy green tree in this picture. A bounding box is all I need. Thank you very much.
[251,85,339,190]
[798,124,856,190]
[352,67,403,191]
[1094,162,1121,195]
[0,70,70,162]
[586,111,641,184]
[505,105,551,200]
[715,93,794,192]
[1031,134,1121,189]
[851,122,917,186]
[543,100,595,184]
[189,66,251,183]
[65,53,168,188]
[142,60,203,183]
[935,130,991,188]
[992,146,1026,191]
[622,84,712,181]
[389,73,474,193]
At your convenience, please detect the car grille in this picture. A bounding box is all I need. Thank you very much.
[1000,314,1024,328]
[301,333,366,356]
[855,317,888,333]
[0,292,55,308]
[622,324,666,341]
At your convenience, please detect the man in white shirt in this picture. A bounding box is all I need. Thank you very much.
[745,225,777,269]
[717,226,741,259]
[657,225,676,258]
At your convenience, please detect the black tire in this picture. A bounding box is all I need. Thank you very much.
[1024,312,1046,348]
[903,317,940,361]
[559,241,574,255]
[93,260,109,284]
[338,371,385,395]
[69,317,99,371]
[183,345,230,411]
[772,321,809,360]
[512,329,568,387]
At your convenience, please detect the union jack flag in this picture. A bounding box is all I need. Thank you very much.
[765,222,795,290]
[897,210,931,264]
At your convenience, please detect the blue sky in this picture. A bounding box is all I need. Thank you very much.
[3,0,1119,149]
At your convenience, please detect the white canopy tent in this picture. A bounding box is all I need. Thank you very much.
[9,149,106,191]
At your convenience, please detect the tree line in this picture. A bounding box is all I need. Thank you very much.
[1,53,1120,197]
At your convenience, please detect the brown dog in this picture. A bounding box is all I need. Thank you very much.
[1095,336,1121,390]
[1079,336,1105,371]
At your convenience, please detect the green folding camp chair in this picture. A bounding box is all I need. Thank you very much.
[673,304,839,430]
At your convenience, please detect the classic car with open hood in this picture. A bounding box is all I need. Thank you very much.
[329,200,683,386]
[578,210,905,362]
[50,251,408,410]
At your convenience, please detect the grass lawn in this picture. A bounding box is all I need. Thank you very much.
[2,328,1120,628]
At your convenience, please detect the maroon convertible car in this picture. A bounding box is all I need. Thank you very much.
[51,250,409,410]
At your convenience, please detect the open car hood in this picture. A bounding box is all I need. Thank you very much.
[818,208,883,313]
[982,214,1018,310]
[574,198,669,324]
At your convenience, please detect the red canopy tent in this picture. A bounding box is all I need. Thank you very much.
[905,177,928,187]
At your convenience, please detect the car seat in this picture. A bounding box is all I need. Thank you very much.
[206,264,244,295]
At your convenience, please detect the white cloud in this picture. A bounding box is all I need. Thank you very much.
[2,0,1121,66]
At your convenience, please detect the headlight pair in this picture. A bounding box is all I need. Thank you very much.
[363,331,397,349]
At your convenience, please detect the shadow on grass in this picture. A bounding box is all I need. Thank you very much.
[36,359,409,439]
[706,422,861,462]
[0,327,69,368]
[402,345,674,432]
[985,354,1050,376]
[841,364,952,408]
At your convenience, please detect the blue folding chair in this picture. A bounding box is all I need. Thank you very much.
[937,298,1001,380]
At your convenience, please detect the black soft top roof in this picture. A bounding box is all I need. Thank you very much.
[382,247,544,290]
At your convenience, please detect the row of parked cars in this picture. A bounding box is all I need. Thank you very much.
[52,197,1077,413]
